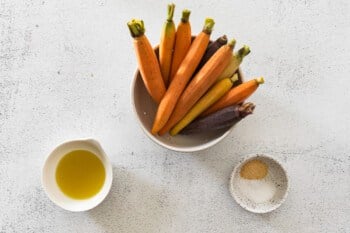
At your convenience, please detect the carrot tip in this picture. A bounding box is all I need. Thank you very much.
[127,19,145,37]
[228,39,236,48]
[218,35,228,45]
[169,129,177,136]
[234,45,250,63]
[256,77,264,84]
[167,3,175,21]
[237,45,250,57]
[239,103,256,117]
[230,73,239,83]
[181,9,191,23]
[202,18,215,34]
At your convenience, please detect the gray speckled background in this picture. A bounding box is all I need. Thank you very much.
[1,0,349,232]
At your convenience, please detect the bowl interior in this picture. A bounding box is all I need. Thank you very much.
[230,154,289,213]
[131,46,244,152]
[42,139,113,212]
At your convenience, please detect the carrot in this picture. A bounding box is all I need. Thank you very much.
[170,74,238,135]
[196,35,227,72]
[151,18,215,134]
[169,9,192,83]
[180,102,255,135]
[159,3,176,87]
[158,39,236,135]
[127,19,166,104]
[217,45,250,81]
[201,77,264,117]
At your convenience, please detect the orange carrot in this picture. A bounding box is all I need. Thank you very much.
[169,9,192,83]
[127,19,166,104]
[201,77,264,117]
[151,18,215,134]
[158,39,236,135]
[159,3,176,87]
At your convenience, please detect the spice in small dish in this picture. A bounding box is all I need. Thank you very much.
[237,159,276,204]
[230,154,289,213]
[240,159,268,179]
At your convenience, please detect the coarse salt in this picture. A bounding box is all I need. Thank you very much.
[237,175,276,203]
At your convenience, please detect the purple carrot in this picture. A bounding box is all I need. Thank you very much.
[180,102,255,135]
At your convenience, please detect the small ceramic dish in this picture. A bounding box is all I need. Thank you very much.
[131,46,244,152]
[229,154,289,213]
[42,138,113,212]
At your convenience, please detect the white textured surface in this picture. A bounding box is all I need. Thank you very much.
[0,0,349,232]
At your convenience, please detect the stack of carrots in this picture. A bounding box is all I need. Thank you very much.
[127,4,264,136]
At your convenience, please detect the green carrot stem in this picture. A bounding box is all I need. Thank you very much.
[181,9,191,23]
[235,45,250,62]
[163,4,176,35]
[127,19,145,38]
[167,3,175,21]
[228,39,236,48]
[202,18,215,34]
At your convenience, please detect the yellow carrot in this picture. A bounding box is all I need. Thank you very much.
[127,19,166,104]
[151,18,215,135]
[217,45,250,81]
[159,3,176,87]
[170,74,239,135]
[169,9,192,83]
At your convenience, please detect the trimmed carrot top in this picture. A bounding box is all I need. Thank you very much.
[127,19,145,37]
[202,18,215,34]
[235,45,250,61]
[181,9,191,22]
[166,3,175,21]
[227,39,236,48]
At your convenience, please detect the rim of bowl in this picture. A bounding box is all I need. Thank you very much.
[41,138,113,212]
[130,68,243,153]
[229,153,290,213]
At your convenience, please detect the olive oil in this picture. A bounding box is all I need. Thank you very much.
[56,150,105,199]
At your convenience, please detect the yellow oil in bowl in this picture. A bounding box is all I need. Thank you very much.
[55,150,106,199]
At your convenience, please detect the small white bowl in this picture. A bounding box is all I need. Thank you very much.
[229,154,289,213]
[42,138,113,212]
[130,46,244,152]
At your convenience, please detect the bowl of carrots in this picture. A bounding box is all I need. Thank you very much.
[129,4,264,152]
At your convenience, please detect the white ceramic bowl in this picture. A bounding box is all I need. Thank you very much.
[42,139,113,212]
[229,154,289,213]
[131,47,244,152]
